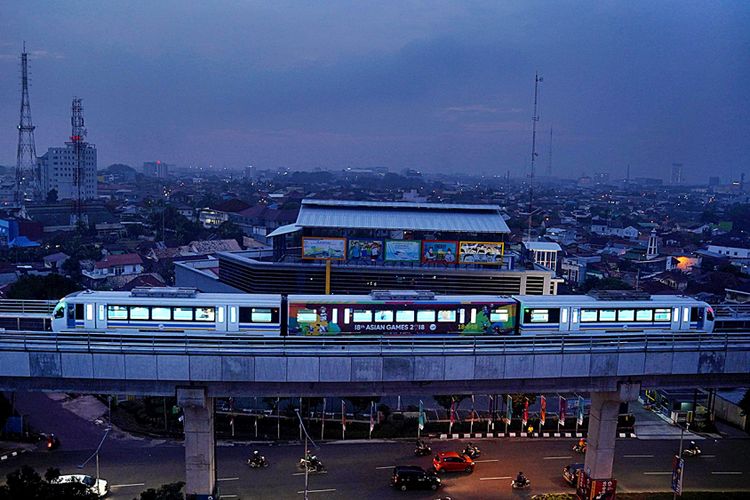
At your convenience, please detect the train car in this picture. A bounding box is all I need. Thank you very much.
[286,290,517,336]
[51,288,282,335]
[514,291,715,335]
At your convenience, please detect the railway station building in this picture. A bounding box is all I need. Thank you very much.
[177,199,561,295]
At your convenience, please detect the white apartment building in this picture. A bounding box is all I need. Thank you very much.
[37,144,97,201]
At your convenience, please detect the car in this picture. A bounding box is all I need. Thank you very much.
[390,465,441,491]
[432,451,475,474]
[51,474,109,498]
[562,463,584,486]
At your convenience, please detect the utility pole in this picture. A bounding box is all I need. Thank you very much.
[15,42,39,206]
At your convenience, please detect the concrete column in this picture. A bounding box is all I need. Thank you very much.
[177,387,216,499]
[584,383,640,480]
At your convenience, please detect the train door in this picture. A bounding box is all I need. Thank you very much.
[227,305,239,332]
[681,306,690,332]
[570,307,580,332]
[671,307,681,331]
[216,306,227,332]
[559,306,571,331]
[84,303,95,329]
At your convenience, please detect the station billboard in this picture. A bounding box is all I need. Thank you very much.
[421,240,458,265]
[458,241,504,265]
[301,237,347,260]
[384,240,421,262]
[348,239,384,262]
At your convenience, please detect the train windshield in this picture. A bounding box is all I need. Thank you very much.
[53,301,65,319]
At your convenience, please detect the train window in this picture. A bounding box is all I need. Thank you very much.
[98,305,105,321]
[85,304,94,321]
[229,306,237,323]
[396,310,415,322]
[490,309,509,322]
[618,309,635,321]
[683,307,690,322]
[195,307,215,322]
[152,307,171,321]
[75,304,84,320]
[470,308,477,323]
[353,310,373,322]
[54,303,65,319]
[130,306,150,320]
[459,309,466,323]
[690,307,703,322]
[580,309,598,322]
[297,309,317,322]
[599,309,616,321]
[573,309,579,323]
[252,308,274,322]
[707,308,714,321]
[344,308,351,324]
[332,309,338,324]
[530,309,549,323]
[560,308,568,323]
[417,310,436,322]
[217,307,225,323]
[174,307,193,321]
[437,310,456,322]
[636,309,653,321]
[107,305,128,320]
[654,308,671,321]
[375,310,393,322]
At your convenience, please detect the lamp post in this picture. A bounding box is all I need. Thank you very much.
[295,409,319,500]
[78,426,110,496]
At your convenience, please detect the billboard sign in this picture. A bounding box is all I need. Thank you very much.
[458,241,505,265]
[302,237,346,260]
[422,240,457,265]
[348,239,384,262]
[672,455,684,495]
[385,240,421,262]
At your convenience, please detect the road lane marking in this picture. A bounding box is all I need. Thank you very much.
[218,477,240,481]
[703,455,716,458]
[297,488,337,494]
[220,496,238,499]
[480,476,512,481]
[474,459,499,463]
[375,465,395,469]
[624,455,654,458]
[111,483,145,488]
[711,471,742,475]
[292,471,328,476]
[543,456,572,460]
[643,472,672,475]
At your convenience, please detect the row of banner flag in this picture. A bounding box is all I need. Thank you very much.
[336,395,585,436]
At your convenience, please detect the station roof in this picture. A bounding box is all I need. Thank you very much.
[283,199,510,234]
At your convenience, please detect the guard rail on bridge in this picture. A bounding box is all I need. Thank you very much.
[0,299,56,316]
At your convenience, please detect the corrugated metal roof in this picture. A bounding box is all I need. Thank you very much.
[295,199,510,233]
[524,241,563,252]
[266,224,302,238]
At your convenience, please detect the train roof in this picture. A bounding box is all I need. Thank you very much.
[288,293,515,304]
[62,289,281,305]
[513,294,706,306]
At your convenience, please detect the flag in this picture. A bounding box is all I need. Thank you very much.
[369,401,375,434]
[449,399,456,433]
[418,400,425,431]
[341,400,347,431]
[559,396,567,427]
[540,396,547,427]
[505,395,513,424]
[577,396,585,426]
[522,399,529,427]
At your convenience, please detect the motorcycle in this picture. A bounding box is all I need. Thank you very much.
[247,455,269,468]
[462,444,481,459]
[43,434,60,451]
[682,447,701,457]
[511,478,531,489]
[299,456,326,473]
[415,442,432,456]
[573,444,587,454]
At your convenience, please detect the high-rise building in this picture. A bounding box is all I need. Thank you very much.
[143,161,170,178]
[671,163,684,185]
[37,144,97,201]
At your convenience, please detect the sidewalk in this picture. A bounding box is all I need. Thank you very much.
[632,399,702,440]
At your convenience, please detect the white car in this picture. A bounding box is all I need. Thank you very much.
[51,474,109,497]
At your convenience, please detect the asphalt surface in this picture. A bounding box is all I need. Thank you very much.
[1,392,749,499]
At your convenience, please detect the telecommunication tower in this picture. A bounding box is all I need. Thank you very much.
[15,42,39,206]
[546,126,553,178]
[69,98,87,226]
[528,72,542,212]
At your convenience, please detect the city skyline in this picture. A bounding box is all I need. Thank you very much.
[1,1,748,181]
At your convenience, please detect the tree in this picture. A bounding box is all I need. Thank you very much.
[6,274,82,300]
[46,189,58,203]
[0,466,98,500]
[345,397,381,414]
[214,220,244,245]
[739,389,750,417]
[433,395,470,412]
[582,277,632,293]
[135,481,185,500]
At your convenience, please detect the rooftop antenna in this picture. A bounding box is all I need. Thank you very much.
[546,126,553,178]
[15,41,39,206]
[528,72,543,212]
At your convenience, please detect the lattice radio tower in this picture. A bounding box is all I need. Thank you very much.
[70,98,87,226]
[528,72,542,213]
[15,42,39,206]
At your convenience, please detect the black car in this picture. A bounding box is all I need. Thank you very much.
[391,466,442,491]
[562,463,584,486]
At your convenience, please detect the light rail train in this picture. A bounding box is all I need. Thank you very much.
[50,288,715,336]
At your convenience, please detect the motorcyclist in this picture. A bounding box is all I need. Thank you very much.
[515,471,527,486]
[578,437,586,449]
[687,440,699,452]
[251,450,261,463]
[416,439,426,449]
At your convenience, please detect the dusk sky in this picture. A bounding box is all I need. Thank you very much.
[1,1,748,181]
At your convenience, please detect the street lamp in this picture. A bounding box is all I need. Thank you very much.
[78,426,110,496]
[295,409,319,500]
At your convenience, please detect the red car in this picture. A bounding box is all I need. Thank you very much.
[432,451,475,473]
